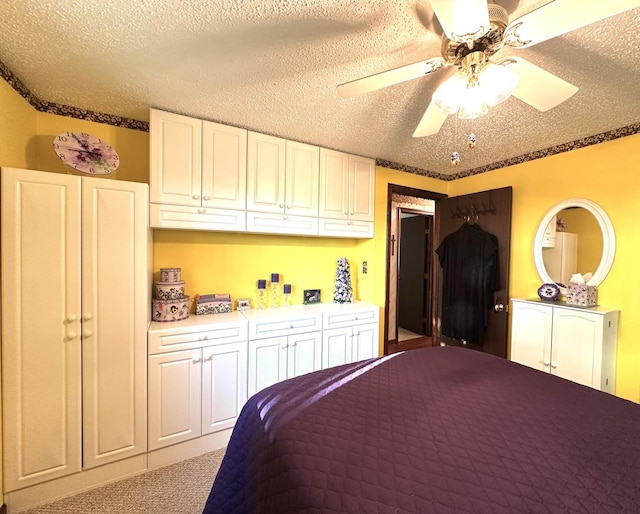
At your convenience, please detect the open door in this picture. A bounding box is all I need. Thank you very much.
[398,213,433,337]
[434,187,513,358]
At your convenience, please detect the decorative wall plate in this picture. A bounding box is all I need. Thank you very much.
[53,132,120,174]
[537,282,561,302]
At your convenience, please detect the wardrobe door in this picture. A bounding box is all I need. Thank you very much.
[1,168,82,491]
[82,178,149,468]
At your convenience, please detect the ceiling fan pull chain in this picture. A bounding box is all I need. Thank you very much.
[468,119,477,149]
[451,116,460,166]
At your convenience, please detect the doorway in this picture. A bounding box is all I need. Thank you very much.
[384,185,444,354]
[384,184,513,358]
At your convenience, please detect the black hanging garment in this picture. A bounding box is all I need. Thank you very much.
[435,223,499,345]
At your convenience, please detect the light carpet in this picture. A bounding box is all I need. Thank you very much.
[20,448,226,514]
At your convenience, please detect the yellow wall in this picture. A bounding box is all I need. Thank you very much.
[0,80,149,183]
[447,134,640,402]
[0,79,37,168]
[2,74,640,404]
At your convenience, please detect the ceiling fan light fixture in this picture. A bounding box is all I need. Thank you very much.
[432,72,468,114]
[479,63,519,106]
[457,81,489,119]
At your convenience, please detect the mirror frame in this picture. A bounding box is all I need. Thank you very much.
[533,198,616,287]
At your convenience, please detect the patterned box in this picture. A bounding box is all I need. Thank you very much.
[195,293,232,315]
[566,284,597,307]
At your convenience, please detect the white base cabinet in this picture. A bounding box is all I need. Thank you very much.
[510,299,619,392]
[248,332,323,395]
[244,303,380,396]
[147,312,248,451]
[1,168,150,494]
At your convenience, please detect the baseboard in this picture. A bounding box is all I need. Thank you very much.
[148,429,231,470]
[4,454,147,513]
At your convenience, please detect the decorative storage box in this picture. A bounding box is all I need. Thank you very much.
[154,280,185,300]
[566,283,598,307]
[152,295,190,322]
[160,267,181,282]
[195,293,232,315]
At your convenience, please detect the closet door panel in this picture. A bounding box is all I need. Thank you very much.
[1,168,82,491]
[82,179,149,468]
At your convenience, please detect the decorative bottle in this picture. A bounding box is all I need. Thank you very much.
[270,273,281,307]
[257,279,268,309]
[283,284,292,307]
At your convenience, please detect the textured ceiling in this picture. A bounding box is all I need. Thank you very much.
[1,0,639,178]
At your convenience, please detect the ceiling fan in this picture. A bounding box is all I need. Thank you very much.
[337,0,640,138]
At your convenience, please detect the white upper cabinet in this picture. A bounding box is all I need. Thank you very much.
[246,133,319,217]
[246,132,320,236]
[246,132,286,214]
[318,149,375,237]
[149,109,247,231]
[149,109,374,238]
[150,109,202,207]
[202,120,247,210]
[285,140,320,217]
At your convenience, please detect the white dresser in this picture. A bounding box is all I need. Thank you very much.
[510,298,619,393]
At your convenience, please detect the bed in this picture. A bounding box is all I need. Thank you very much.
[203,346,640,513]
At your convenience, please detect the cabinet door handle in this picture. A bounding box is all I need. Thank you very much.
[550,361,558,369]
[65,315,77,323]
[192,195,200,200]
[286,205,291,210]
[543,359,550,367]
[281,343,288,349]
[198,208,206,214]
[279,203,284,209]
[494,303,505,312]
[203,195,211,201]
[83,330,93,338]
[83,313,93,321]
[65,332,77,341]
[192,357,201,364]
[204,355,213,361]
[200,335,209,341]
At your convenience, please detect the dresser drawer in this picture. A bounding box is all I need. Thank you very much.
[247,312,322,340]
[148,313,248,355]
[323,306,379,329]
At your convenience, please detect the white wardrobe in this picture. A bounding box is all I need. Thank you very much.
[1,168,151,500]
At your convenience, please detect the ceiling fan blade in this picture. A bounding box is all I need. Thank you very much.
[508,57,578,111]
[504,0,640,49]
[413,101,448,138]
[428,0,489,42]
[337,58,445,98]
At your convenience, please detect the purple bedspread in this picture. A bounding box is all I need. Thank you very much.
[203,346,640,513]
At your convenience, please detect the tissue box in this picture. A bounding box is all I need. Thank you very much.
[195,293,232,315]
[566,284,598,307]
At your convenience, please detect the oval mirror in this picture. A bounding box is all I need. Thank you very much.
[533,198,615,287]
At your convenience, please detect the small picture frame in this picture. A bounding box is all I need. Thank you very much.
[236,298,252,311]
[303,289,321,304]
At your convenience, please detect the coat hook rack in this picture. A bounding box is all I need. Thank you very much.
[450,197,496,223]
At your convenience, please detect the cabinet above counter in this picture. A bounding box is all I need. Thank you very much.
[149,108,375,238]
